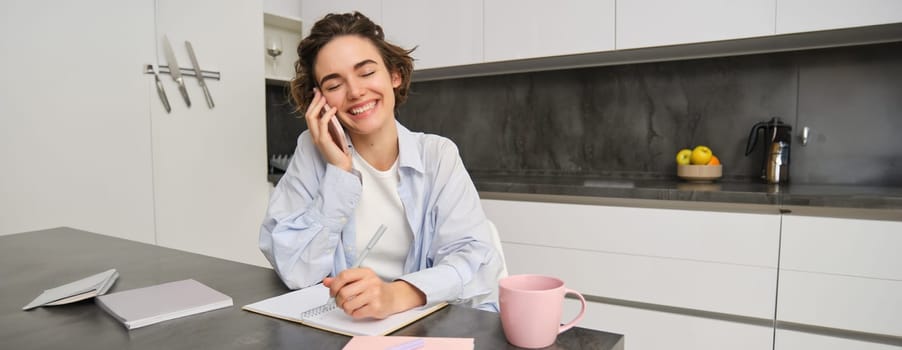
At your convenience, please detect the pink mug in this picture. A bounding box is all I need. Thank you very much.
[499,274,587,349]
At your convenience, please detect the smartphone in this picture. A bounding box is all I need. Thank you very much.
[327,115,349,152]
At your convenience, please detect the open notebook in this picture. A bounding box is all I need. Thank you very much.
[243,284,447,337]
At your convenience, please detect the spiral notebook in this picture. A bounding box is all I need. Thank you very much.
[242,284,447,336]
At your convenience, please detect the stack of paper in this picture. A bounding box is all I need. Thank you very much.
[96,279,233,330]
[22,269,119,310]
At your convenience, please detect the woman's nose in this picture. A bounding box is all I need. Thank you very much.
[346,79,365,99]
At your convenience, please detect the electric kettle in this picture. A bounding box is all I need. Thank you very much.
[745,117,792,184]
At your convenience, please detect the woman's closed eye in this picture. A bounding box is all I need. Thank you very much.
[323,70,374,91]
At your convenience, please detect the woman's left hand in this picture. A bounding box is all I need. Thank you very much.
[323,268,426,319]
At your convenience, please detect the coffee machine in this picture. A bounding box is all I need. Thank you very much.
[745,117,792,184]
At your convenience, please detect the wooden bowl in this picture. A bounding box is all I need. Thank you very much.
[677,164,722,182]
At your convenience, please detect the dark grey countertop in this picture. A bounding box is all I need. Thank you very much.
[2,228,624,350]
[269,172,902,217]
[470,171,902,214]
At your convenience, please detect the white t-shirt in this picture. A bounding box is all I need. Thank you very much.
[351,151,413,280]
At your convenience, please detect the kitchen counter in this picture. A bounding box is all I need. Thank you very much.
[268,172,902,219]
[471,171,902,220]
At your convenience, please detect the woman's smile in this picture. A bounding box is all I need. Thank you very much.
[348,100,378,118]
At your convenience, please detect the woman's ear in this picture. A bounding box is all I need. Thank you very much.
[391,70,402,88]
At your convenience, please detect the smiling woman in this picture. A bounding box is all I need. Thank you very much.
[259,12,506,320]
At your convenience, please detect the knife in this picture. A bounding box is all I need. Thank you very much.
[162,35,191,107]
[185,41,214,109]
[150,64,171,113]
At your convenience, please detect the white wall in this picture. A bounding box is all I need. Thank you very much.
[0,0,158,244]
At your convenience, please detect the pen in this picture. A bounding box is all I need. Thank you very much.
[354,224,387,268]
[329,224,387,306]
[385,338,425,350]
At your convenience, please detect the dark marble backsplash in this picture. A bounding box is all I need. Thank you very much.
[397,42,902,186]
[266,42,902,186]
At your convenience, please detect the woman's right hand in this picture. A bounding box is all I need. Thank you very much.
[305,88,352,171]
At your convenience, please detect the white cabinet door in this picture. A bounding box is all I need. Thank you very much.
[482,199,780,267]
[0,0,157,243]
[382,0,483,69]
[778,215,902,338]
[300,0,382,37]
[484,0,615,62]
[780,215,902,280]
[776,0,902,34]
[778,269,902,337]
[616,0,776,49]
[776,329,901,350]
[503,242,778,319]
[153,0,270,267]
[566,300,774,350]
[483,199,780,348]
[264,0,302,20]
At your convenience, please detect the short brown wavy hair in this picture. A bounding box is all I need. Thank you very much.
[289,12,415,114]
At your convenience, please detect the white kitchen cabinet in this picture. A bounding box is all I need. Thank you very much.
[778,270,902,337]
[0,0,157,243]
[381,0,483,69]
[152,0,270,267]
[484,0,615,62]
[776,0,902,34]
[300,0,482,69]
[616,0,776,49]
[2,0,271,268]
[264,0,302,22]
[300,0,382,37]
[564,300,774,350]
[503,242,778,319]
[775,329,901,350]
[482,198,781,349]
[482,199,780,268]
[780,215,902,280]
[777,215,902,339]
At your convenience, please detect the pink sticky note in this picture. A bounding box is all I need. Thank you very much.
[342,336,474,350]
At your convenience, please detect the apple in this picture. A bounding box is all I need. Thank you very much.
[690,145,713,165]
[675,149,692,165]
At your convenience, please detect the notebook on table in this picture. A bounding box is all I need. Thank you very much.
[242,283,447,336]
[95,279,233,330]
[22,268,119,310]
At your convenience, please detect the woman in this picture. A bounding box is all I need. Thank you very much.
[259,12,503,320]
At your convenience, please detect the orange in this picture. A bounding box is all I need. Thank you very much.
[707,155,721,166]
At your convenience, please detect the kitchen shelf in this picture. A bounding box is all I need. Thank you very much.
[263,13,302,83]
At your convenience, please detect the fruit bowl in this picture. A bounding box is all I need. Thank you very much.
[677,164,722,182]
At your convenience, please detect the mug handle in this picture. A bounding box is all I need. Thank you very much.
[558,288,586,334]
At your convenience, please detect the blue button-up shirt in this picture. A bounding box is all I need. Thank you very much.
[260,121,502,311]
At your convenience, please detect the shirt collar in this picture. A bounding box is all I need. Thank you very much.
[395,120,425,174]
